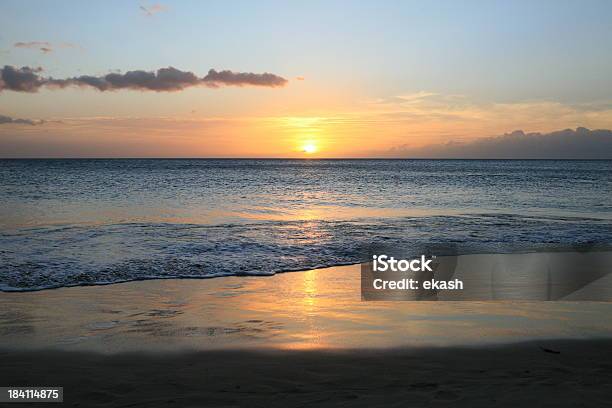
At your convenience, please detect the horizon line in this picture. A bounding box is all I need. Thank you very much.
[1,157,611,161]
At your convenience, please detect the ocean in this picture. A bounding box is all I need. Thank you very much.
[1,159,611,291]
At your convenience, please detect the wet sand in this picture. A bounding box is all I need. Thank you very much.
[1,261,612,351]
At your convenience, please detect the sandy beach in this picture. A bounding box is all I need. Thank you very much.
[1,255,612,406]
[2,340,612,407]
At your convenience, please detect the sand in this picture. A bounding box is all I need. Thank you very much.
[1,340,612,407]
[1,254,612,406]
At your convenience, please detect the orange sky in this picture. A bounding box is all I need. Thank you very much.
[2,2,612,157]
[3,92,612,157]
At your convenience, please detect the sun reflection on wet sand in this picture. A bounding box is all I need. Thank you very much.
[1,262,612,352]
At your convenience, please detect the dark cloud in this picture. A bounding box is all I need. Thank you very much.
[389,128,612,159]
[0,66,44,92]
[0,114,43,126]
[0,65,288,92]
[202,69,288,88]
[54,67,202,91]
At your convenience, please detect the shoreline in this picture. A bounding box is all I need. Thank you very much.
[1,256,612,352]
[2,252,612,406]
[2,246,611,293]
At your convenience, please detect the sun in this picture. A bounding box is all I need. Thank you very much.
[302,142,317,154]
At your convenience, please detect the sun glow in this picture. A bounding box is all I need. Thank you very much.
[302,142,317,154]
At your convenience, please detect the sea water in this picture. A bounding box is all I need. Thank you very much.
[0,159,610,291]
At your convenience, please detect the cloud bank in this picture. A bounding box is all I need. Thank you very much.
[390,127,612,159]
[0,114,43,126]
[0,66,288,92]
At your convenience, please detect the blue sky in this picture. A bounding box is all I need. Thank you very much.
[3,0,612,101]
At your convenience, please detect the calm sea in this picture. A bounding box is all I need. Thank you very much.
[1,159,611,291]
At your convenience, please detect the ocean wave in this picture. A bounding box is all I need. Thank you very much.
[1,214,611,291]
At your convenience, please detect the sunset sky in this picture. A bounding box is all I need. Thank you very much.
[1,0,612,157]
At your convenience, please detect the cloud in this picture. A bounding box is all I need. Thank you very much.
[14,41,80,54]
[388,127,612,159]
[0,65,288,92]
[140,3,166,16]
[14,41,53,53]
[0,114,43,126]
[0,66,44,92]
[202,69,288,88]
[395,91,439,103]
